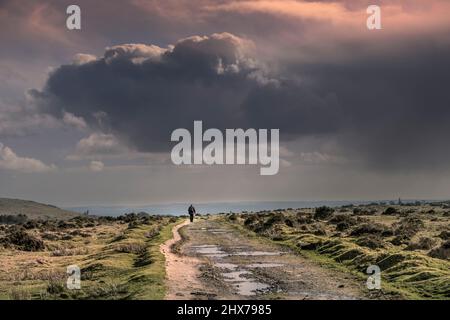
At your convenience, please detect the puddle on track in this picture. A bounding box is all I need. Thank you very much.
[234,251,283,256]
[246,263,284,268]
[215,262,238,270]
[197,228,229,234]
[208,229,228,234]
[192,245,283,258]
[221,270,271,296]
[191,245,229,258]
[191,245,222,253]
[191,245,283,296]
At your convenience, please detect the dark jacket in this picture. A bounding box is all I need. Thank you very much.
[188,205,196,215]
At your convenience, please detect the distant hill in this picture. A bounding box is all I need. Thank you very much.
[0,198,79,220]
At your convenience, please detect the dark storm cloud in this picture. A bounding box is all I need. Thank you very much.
[31,30,450,172]
[292,42,450,171]
[30,33,338,151]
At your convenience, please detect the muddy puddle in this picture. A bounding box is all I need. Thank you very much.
[192,245,283,257]
[191,244,285,296]
[197,228,228,234]
[191,244,229,258]
[247,263,284,268]
[215,262,237,270]
[209,229,228,234]
[216,265,271,296]
[234,251,282,256]
[222,270,271,296]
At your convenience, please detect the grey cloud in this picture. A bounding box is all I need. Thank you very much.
[67,133,129,160]
[294,45,450,172]
[88,160,104,172]
[0,102,61,137]
[0,142,57,173]
[30,31,450,172]
[31,33,319,151]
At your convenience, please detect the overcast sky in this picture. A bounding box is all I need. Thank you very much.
[1,0,450,206]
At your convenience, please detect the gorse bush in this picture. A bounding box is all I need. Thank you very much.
[46,280,65,295]
[350,223,392,237]
[428,240,450,260]
[0,226,44,251]
[438,230,450,240]
[391,216,424,245]
[356,235,386,249]
[0,214,28,225]
[329,214,357,226]
[114,242,147,254]
[406,237,437,251]
[383,207,398,215]
[313,206,334,220]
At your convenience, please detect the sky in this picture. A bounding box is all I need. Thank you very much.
[1,0,450,206]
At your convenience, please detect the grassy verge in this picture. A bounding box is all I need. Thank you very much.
[0,216,182,300]
[219,213,450,300]
[171,222,190,255]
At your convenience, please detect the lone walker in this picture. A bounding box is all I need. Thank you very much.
[188,204,196,223]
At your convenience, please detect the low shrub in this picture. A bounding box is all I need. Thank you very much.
[313,206,334,220]
[406,237,437,250]
[46,280,65,295]
[392,216,424,242]
[284,218,294,228]
[296,213,313,224]
[438,230,450,240]
[168,217,178,223]
[0,214,28,225]
[128,220,140,229]
[134,249,153,267]
[428,240,450,260]
[312,223,327,236]
[264,213,284,226]
[145,226,161,239]
[356,235,386,249]
[1,227,44,251]
[114,242,147,254]
[383,207,398,215]
[244,215,257,226]
[350,223,392,237]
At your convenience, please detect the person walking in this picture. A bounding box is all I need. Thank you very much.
[188,204,196,223]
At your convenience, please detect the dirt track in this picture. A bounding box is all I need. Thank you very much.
[161,217,368,300]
